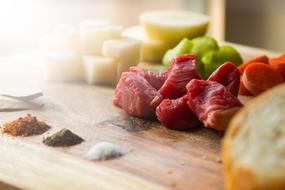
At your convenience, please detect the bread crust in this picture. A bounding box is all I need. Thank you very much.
[223,84,285,190]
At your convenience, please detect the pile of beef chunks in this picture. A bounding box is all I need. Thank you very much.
[113,54,242,131]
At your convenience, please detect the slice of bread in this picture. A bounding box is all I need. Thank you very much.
[223,84,285,190]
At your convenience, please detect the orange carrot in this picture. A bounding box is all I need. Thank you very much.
[269,54,285,80]
[238,55,269,74]
[243,63,283,95]
[251,54,269,63]
[270,54,285,64]
[239,77,253,96]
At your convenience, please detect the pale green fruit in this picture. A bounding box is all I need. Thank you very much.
[140,10,209,44]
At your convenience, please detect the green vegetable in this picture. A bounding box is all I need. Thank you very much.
[201,45,243,78]
[190,36,219,57]
[161,36,243,79]
[162,38,192,66]
[189,36,219,78]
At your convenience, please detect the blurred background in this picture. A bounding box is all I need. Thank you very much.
[0,0,284,56]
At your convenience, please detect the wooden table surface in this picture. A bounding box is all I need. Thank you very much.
[0,44,279,190]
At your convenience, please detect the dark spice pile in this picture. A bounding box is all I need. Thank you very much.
[2,114,51,137]
[43,129,84,147]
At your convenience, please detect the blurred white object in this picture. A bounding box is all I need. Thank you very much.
[123,26,172,62]
[102,38,142,80]
[0,86,43,101]
[40,24,80,53]
[79,20,111,29]
[44,50,84,82]
[86,142,125,161]
[79,20,122,54]
[0,96,42,111]
[0,86,43,111]
[83,55,117,86]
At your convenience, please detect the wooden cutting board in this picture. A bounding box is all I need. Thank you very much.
[0,43,279,190]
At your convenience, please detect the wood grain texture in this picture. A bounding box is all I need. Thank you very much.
[0,44,279,190]
[0,83,224,190]
[0,136,168,190]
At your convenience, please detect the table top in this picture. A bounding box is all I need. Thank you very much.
[0,44,279,190]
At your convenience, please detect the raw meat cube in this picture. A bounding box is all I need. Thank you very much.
[79,20,122,54]
[44,50,84,82]
[83,55,117,86]
[187,79,242,131]
[103,38,142,80]
[129,67,167,90]
[159,54,200,99]
[113,72,163,118]
[207,62,240,96]
[156,95,201,130]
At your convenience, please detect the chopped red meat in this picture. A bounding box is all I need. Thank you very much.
[129,67,168,90]
[113,72,163,118]
[156,95,201,130]
[207,62,240,96]
[186,79,243,131]
[159,54,200,99]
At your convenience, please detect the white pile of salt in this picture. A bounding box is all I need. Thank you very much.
[86,142,126,161]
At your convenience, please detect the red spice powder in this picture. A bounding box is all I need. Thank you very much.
[2,114,51,137]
